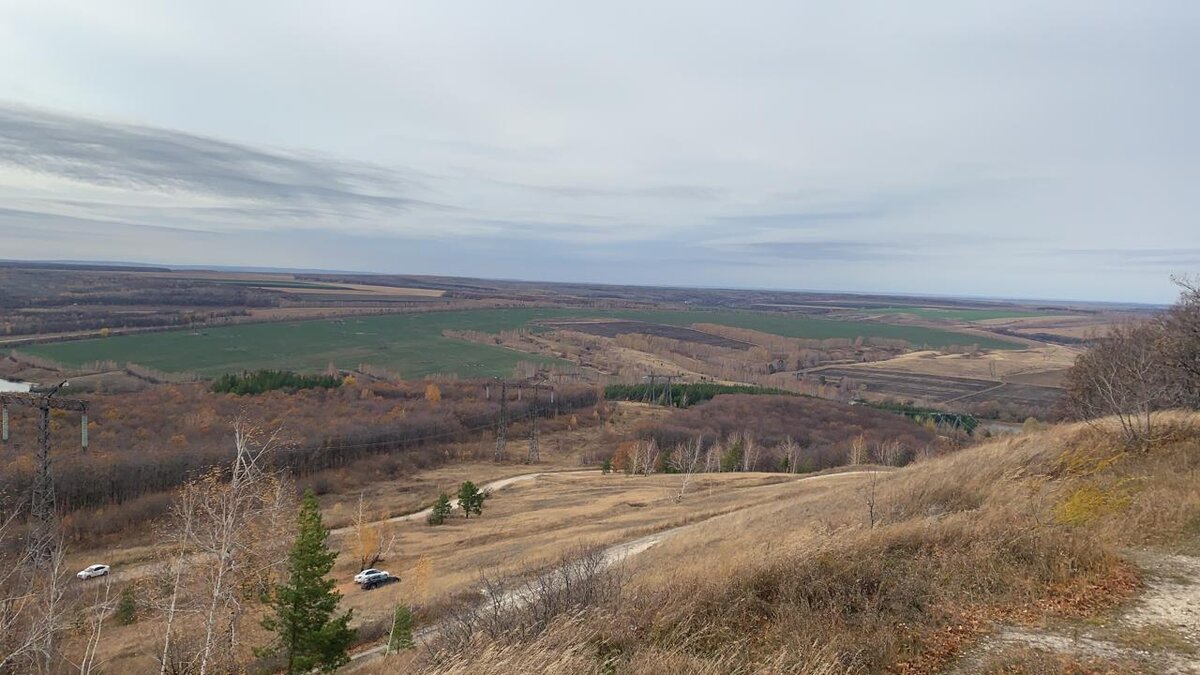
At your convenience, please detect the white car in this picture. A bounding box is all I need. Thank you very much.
[358,570,393,590]
[353,568,382,585]
[77,564,110,580]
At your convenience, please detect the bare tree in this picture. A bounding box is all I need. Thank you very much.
[848,434,869,465]
[740,432,759,472]
[780,436,801,474]
[154,491,194,675]
[641,440,659,476]
[875,440,905,467]
[672,438,703,501]
[155,421,294,675]
[74,575,115,675]
[1161,276,1200,409]
[858,471,881,528]
[353,493,395,571]
[0,508,68,674]
[1065,321,1174,447]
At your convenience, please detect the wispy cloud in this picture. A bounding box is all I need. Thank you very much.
[0,103,432,217]
[1053,248,1200,267]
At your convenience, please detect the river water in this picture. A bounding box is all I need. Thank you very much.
[0,378,32,393]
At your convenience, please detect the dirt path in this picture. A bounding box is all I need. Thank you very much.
[329,470,583,533]
[346,470,877,665]
[950,551,1200,673]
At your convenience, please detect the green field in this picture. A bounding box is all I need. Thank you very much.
[19,307,1020,378]
[860,306,1052,321]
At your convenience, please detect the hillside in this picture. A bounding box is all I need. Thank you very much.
[370,414,1200,674]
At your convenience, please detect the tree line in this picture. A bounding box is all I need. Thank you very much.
[0,379,599,543]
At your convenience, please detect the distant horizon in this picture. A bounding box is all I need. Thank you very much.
[1,257,1170,309]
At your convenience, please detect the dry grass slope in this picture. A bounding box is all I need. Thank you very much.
[393,414,1200,674]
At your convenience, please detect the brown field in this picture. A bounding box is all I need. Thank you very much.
[977,314,1130,343]
[955,381,1064,408]
[268,284,446,297]
[845,347,1078,379]
[814,365,1064,412]
[816,366,1000,401]
[840,347,1078,388]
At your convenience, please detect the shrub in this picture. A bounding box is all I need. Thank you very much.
[211,369,341,395]
[115,585,138,625]
[427,493,452,526]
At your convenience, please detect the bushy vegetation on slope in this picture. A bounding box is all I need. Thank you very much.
[632,393,938,471]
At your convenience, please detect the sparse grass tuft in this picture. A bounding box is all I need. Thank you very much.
[974,645,1153,674]
[1112,623,1197,655]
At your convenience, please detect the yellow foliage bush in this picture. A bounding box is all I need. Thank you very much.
[1054,483,1132,525]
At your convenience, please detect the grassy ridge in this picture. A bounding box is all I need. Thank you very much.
[20,307,1019,378]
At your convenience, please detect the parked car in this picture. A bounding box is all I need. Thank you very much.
[353,568,383,585]
[77,564,110,580]
[359,570,395,590]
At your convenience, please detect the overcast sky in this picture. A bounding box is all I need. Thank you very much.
[1,1,1197,303]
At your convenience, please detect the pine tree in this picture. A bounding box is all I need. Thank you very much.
[260,491,356,674]
[426,492,452,526]
[387,605,415,652]
[115,585,138,625]
[457,481,488,519]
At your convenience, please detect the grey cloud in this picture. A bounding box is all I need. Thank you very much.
[0,103,433,216]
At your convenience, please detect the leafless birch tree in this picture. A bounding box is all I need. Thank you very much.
[154,421,294,675]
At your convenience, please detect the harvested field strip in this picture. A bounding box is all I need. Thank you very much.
[817,366,1064,408]
[954,382,1064,407]
[817,366,999,402]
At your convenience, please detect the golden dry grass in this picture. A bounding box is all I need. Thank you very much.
[74,468,817,672]
[72,412,1200,674]
[392,414,1200,675]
